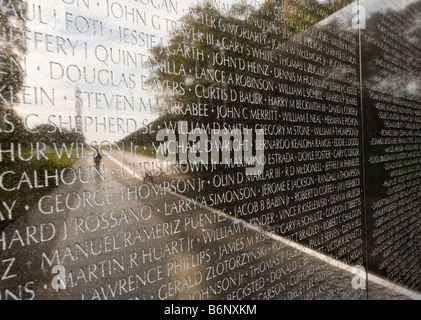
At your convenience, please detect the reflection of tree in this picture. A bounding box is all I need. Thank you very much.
[361,1,421,289]
[0,1,83,230]
[361,5,421,97]
[31,124,84,145]
[123,0,354,144]
[121,0,358,178]
[1,2,85,145]
[0,0,28,143]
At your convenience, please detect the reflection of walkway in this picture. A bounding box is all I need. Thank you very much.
[1,154,420,300]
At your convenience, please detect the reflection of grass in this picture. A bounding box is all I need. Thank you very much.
[0,149,75,231]
[135,145,156,158]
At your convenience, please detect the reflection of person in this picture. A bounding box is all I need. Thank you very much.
[94,149,102,170]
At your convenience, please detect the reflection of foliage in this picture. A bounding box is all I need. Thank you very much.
[0,0,26,98]
[0,0,27,142]
[121,0,357,165]
[148,0,353,106]
[31,124,85,145]
[1,1,85,144]
[121,0,358,188]
[123,0,354,143]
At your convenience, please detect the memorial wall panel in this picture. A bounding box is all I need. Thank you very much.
[360,0,421,299]
[0,0,420,300]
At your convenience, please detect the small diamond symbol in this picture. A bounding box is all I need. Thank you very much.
[44,285,48,290]
[37,66,40,71]
[25,205,30,211]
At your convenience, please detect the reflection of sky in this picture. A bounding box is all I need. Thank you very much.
[17,0,205,143]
